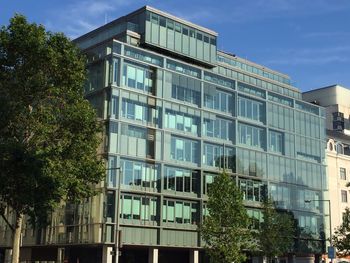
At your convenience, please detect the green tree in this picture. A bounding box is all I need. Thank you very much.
[0,15,105,263]
[257,199,295,262]
[332,207,350,256]
[201,172,254,263]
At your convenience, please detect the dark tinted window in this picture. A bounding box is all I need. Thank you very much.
[190,30,195,37]
[182,27,189,35]
[159,17,166,27]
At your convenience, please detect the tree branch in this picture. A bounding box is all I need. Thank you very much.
[0,210,15,232]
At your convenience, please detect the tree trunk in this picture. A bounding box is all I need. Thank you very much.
[11,213,23,263]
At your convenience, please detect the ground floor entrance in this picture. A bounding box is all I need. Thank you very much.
[119,247,202,263]
[0,245,322,263]
[0,248,4,263]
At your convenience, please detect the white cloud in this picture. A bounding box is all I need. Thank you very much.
[44,0,140,38]
[42,0,350,40]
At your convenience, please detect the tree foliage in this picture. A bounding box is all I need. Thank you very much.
[257,199,295,260]
[332,207,350,257]
[201,172,254,263]
[0,14,104,231]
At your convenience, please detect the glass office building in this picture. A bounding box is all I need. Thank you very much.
[0,6,327,263]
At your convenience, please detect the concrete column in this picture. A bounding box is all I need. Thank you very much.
[102,246,113,263]
[4,249,12,263]
[148,248,158,263]
[57,248,64,263]
[189,250,199,263]
[252,256,262,263]
[287,254,296,263]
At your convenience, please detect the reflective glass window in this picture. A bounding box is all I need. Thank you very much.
[238,123,265,149]
[170,136,199,164]
[122,62,154,93]
[238,96,265,123]
[269,130,284,154]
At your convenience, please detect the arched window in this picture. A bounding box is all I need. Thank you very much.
[329,142,333,151]
[327,140,335,152]
[336,143,344,154]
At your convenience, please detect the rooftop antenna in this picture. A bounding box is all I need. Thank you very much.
[105,13,108,24]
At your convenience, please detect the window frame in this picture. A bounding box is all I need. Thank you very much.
[340,167,347,180]
[341,190,348,203]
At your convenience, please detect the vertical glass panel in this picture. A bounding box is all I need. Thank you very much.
[269,130,284,154]
[189,29,196,57]
[184,203,191,223]
[127,66,136,88]
[184,171,191,192]
[111,95,118,118]
[141,197,150,220]
[176,139,184,161]
[167,22,175,50]
[238,123,265,149]
[175,23,182,52]
[123,62,154,94]
[122,196,132,219]
[170,136,199,164]
[169,72,201,106]
[150,198,157,221]
[175,201,183,223]
[204,83,234,115]
[191,203,197,224]
[124,161,133,185]
[168,168,175,190]
[121,159,158,188]
[167,201,175,222]
[204,173,215,195]
[162,200,167,222]
[238,96,264,123]
[159,17,167,47]
[133,197,141,219]
[134,164,142,186]
[151,18,159,44]
[106,191,115,222]
[176,170,183,192]
[164,166,196,194]
[203,38,210,62]
[108,157,117,187]
[136,68,144,90]
[113,58,119,85]
[196,34,203,60]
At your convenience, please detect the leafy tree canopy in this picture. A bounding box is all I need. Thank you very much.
[257,199,295,260]
[333,207,350,257]
[201,172,254,263]
[0,14,105,223]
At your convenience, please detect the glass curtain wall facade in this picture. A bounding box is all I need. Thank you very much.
[78,6,327,259]
[0,6,327,263]
[84,35,326,255]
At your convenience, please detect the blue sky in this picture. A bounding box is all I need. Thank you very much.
[1,0,350,92]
